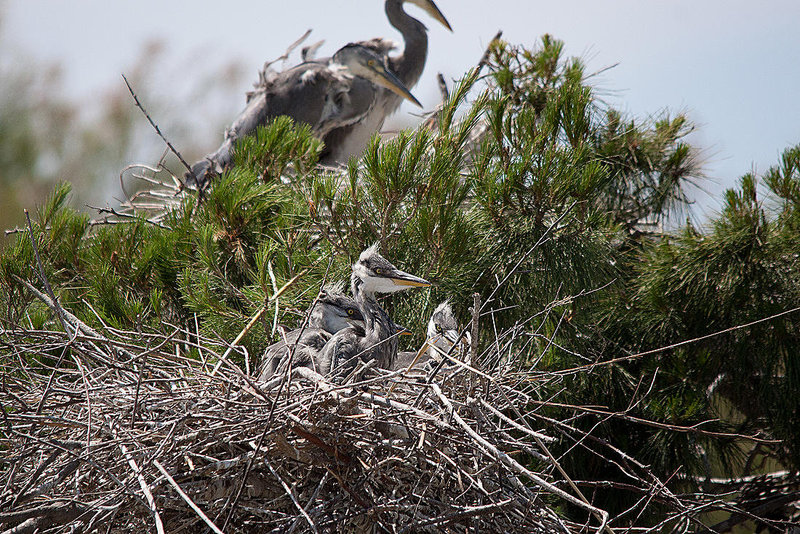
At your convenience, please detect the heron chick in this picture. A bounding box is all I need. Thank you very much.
[317,245,430,378]
[394,300,470,371]
[258,285,364,380]
[187,44,422,189]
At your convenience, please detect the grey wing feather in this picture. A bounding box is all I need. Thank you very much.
[258,327,332,380]
[317,325,365,377]
[187,62,335,188]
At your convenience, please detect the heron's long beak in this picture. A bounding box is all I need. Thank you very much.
[394,324,413,336]
[370,66,423,108]
[417,0,453,32]
[389,268,431,288]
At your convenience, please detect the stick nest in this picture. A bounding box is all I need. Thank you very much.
[1,322,586,534]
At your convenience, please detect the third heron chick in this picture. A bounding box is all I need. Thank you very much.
[394,300,471,371]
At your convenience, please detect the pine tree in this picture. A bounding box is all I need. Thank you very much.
[2,34,798,530]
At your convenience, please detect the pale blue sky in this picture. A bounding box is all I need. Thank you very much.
[4,0,800,220]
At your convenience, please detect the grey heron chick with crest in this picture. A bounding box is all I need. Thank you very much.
[394,300,470,371]
[320,0,452,164]
[187,43,422,189]
[258,284,364,380]
[317,245,430,377]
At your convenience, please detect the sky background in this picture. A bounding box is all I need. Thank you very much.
[3,0,799,222]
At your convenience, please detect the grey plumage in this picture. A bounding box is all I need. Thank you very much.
[320,0,452,165]
[187,44,422,189]
[427,300,462,354]
[258,285,364,380]
[394,300,469,371]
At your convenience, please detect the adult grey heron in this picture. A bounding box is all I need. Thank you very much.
[258,285,365,380]
[394,300,470,371]
[319,0,452,165]
[317,245,430,377]
[187,43,422,189]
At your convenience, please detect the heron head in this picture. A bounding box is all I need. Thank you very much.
[427,300,463,348]
[333,44,422,108]
[427,301,457,337]
[406,0,453,32]
[315,285,365,332]
[352,243,431,294]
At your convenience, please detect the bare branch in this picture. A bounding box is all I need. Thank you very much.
[121,74,193,180]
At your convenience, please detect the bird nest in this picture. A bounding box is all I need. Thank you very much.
[0,299,610,533]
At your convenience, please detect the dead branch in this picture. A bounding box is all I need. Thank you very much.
[121,74,193,179]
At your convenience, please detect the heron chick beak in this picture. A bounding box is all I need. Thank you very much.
[370,65,423,108]
[395,324,414,336]
[389,269,431,288]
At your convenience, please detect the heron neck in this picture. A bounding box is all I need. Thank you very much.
[354,287,386,334]
[385,0,428,88]
[353,281,397,358]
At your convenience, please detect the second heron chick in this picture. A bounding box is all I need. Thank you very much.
[258,285,364,380]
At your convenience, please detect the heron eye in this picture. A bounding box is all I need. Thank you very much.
[374,267,383,274]
[436,325,443,333]
[347,309,354,316]
[368,59,376,67]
